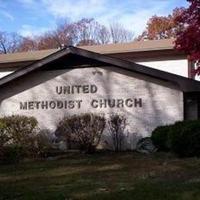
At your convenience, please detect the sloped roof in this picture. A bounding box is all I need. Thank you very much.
[80,38,175,54]
[0,39,176,65]
[0,49,58,64]
[0,46,199,92]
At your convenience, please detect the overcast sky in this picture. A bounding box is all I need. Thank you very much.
[0,0,189,37]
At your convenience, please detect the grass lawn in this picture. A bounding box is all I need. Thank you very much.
[1,152,200,200]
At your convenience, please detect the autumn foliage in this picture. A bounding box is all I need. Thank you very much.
[175,0,200,73]
[137,8,185,40]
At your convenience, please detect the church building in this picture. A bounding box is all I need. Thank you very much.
[0,39,199,148]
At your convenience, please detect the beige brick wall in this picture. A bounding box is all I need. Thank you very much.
[0,66,184,149]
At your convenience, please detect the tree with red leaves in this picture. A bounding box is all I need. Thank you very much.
[137,8,185,40]
[175,0,200,74]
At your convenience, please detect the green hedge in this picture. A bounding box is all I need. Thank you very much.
[169,121,200,157]
[151,125,172,151]
[151,120,200,157]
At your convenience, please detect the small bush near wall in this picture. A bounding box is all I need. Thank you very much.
[151,125,172,151]
[0,120,10,160]
[107,114,127,152]
[0,115,38,157]
[151,120,200,157]
[34,129,56,158]
[0,115,40,163]
[0,120,9,149]
[0,115,57,163]
[56,113,106,153]
[169,121,200,157]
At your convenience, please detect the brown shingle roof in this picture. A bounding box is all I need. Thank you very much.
[0,49,58,64]
[0,39,175,65]
[80,38,175,54]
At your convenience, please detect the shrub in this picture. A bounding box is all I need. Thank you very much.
[169,120,200,157]
[151,125,172,151]
[55,117,75,150]
[2,115,38,141]
[56,113,106,153]
[0,120,10,150]
[0,115,38,157]
[34,129,55,158]
[151,120,200,157]
[107,114,127,152]
[0,115,61,161]
[0,145,24,164]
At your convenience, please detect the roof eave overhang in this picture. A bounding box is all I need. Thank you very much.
[0,46,199,93]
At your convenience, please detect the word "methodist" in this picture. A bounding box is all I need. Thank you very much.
[20,100,83,110]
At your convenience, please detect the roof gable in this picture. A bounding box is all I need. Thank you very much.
[0,46,199,92]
